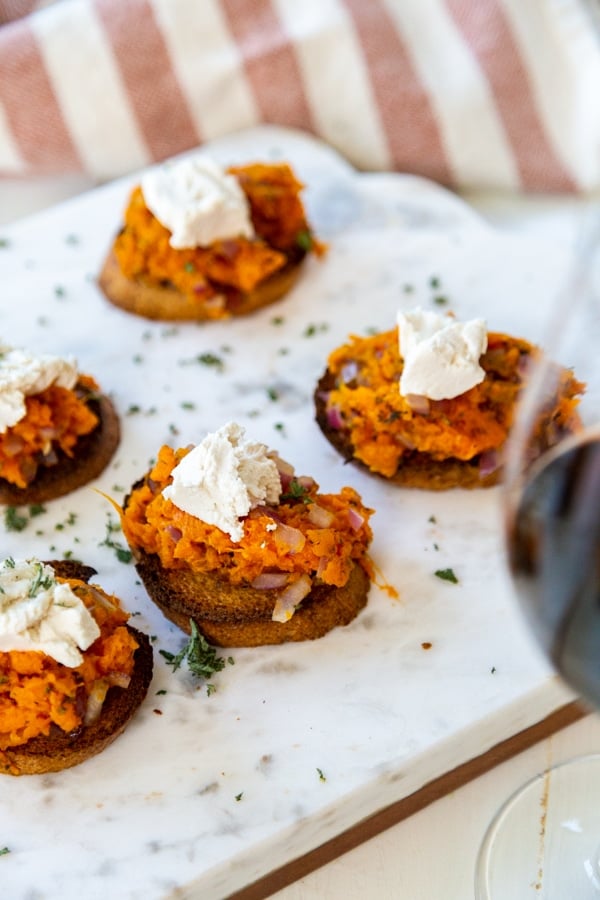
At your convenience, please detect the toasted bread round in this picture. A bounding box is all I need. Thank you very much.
[314,369,499,490]
[315,358,582,491]
[133,545,370,647]
[98,248,305,322]
[0,388,120,505]
[1,560,153,776]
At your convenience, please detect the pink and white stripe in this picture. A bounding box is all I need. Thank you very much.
[0,0,598,191]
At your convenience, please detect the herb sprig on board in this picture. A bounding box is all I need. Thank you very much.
[160,620,234,693]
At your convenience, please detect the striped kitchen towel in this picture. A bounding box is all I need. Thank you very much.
[0,0,599,192]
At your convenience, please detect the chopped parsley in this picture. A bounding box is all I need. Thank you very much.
[99,515,133,564]
[29,504,46,518]
[195,352,224,371]
[4,506,28,532]
[184,261,196,273]
[0,238,10,249]
[295,229,313,252]
[280,478,312,504]
[0,847,10,856]
[433,295,448,306]
[434,568,459,584]
[302,322,329,338]
[54,285,66,298]
[235,791,244,802]
[159,620,234,689]
[317,768,326,782]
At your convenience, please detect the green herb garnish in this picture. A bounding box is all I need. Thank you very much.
[159,620,233,685]
[295,229,313,252]
[0,847,10,856]
[4,507,28,532]
[434,568,459,584]
[317,768,326,782]
[280,478,313,504]
[99,515,133,564]
[196,352,224,371]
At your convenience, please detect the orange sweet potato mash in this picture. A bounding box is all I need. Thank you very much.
[0,578,138,755]
[0,376,99,488]
[323,328,583,478]
[113,162,323,313]
[121,445,374,588]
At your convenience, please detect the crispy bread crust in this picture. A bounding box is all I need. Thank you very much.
[133,546,370,647]
[1,561,153,776]
[98,248,305,322]
[0,389,120,505]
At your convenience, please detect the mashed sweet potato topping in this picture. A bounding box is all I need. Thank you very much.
[322,328,583,478]
[0,578,138,755]
[0,376,100,488]
[122,445,374,588]
[113,162,323,311]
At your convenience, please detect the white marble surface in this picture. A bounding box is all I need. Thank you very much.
[0,128,580,899]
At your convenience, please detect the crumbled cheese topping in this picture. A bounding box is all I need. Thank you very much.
[0,559,100,667]
[0,344,78,433]
[397,308,487,400]
[141,155,255,249]
[162,422,282,541]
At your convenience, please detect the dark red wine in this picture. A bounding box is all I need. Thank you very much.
[508,433,600,708]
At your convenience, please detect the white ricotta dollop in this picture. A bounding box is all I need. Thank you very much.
[0,559,100,667]
[162,422,282,542]
[397,308,487,400]
[0,344,79,433]
[140,155,255,249]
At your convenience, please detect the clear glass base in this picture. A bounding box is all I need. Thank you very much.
[476,754,600,899]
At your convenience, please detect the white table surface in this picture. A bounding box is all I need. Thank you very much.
[1,171,599,900]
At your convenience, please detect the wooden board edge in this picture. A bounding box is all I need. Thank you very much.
[225,700,587,900]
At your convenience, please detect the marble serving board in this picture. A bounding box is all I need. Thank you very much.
[0,127,577,900]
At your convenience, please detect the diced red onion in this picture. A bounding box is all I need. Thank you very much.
[41,449,58,465]
[341,361,358,383]
[517,353,533,378]
[251,572,289,590]
[271,574,312,623]
[348,507,365,531]
[107,672,131,689]
[84,679,110,725]
[307,504,334,527]
[166,525,182,543]
[2,434,24,456]
[296,475,316,490]
[406,394,430,415]
[398,435,416,450]
[279,470,293,493]
[274,522,305,553]
[326,405,344,430]
[272,454,295,477]
[479,449,501,478]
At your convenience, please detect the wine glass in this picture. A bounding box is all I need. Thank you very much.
[475,220,600,899]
